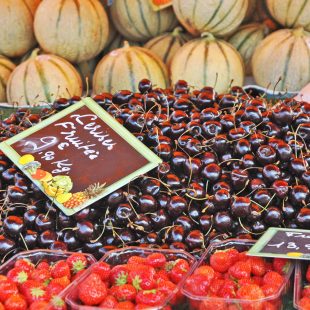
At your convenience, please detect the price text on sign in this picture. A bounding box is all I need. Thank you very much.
[248,228,310,260]
[0,98,162,216]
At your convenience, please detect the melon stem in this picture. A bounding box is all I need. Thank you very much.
[201,32,216,41]
[172,26,183,36]
[123,41,130,49]
[30,48,40,58]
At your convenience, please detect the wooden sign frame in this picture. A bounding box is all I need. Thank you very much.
[0,97,162,216]
[248,228,310,260]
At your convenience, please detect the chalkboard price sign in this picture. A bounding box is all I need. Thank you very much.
[0,98,162,215]
[248,228,310,260]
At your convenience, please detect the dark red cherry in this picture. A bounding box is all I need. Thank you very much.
[3,216,24,238]
[167,196,187,219]
[272,105,293,125]
[202,121,222,138]
[290,185,309,206]
[264,207,283,226]
[234,139,251,156]
[201,163,222,182]
[23,230,37,249]
[38,230,57,248]
[272,180,289,199]
[138,79,152,93]
[185,230,204,251]
[231,196,251,218]
[214,212,233,233]
[296,208,310,229]
[0,235,16,256]
[112,90,133,104]
[282,201,296,219]
[290,158,307,176]
[35,213,55,232]
[262,164,281,183]
[214,189,231,209]
[256,145,277,165]
[231,169,249,190]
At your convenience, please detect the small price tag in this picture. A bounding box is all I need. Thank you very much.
[248,228,310,260]
[149,0,172,11]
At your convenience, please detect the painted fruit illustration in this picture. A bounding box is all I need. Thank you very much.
[64,183,106,209]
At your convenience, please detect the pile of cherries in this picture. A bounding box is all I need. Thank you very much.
[0,79,309,262]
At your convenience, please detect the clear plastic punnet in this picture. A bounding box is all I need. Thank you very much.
[65,246,196,309]
[182,239,294,310]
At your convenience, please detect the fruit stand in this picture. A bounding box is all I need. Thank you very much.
[0,0,309,309]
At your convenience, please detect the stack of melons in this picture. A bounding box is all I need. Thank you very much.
[1,0,310,105]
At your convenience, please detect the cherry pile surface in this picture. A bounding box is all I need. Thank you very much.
[0,80,309,262]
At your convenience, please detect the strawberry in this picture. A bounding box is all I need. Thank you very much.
[252,276,263,286]
[29,301,49,310]
[19,280,41,295]
[0,279,19,302]
[30,268,51,284]
[51,261,71,279]
[110,265,129,286]
[112,284,136,302]
[127,256,146,265]
[92,262,111,281]
[99,295,118,308]
[4,294,27,310]
[302,286,310,297]
[7,268,29,284]
[262,301,278,310]
[135,289,165,306]
[237,287,263,302]
[210,250,232,273]
[199,299,227,310]
[49,296,67,310]
[218,279,236,298]
[49,276,70,288]
[23,282,48,304]
[209,278,224,295]
[0,275,7,281]
[228,260,251,279]
[262,271,284,289]
[157,280,182,305]
[146,253,166,268]
[78,273,107,305]
[154,269,169,283]
[36,262,50,271]
[166,259,190,284]
[265,262,273,273]
[66,253,88,273]
[272,258,290,275]
[238,251,248,261]
[115,301,135,309]
[248,257,266,276]
[306,266,310,283]
[46,282,65,298]
[227,248,239,265]
[238,278,253,286]
[15,259,35,273]
[299,296,310,310]
[184,274,210,296]
[261,284,279,297]
[193,265,215,283]
[128,269,155,291]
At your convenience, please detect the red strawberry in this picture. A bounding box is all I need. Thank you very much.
[146,253,166,268]
[238,251,248,261]
[0,275,7,281]
[218,279,236,298]
[252,276,263,286]
[115,301,135,309]
[66,253,88,273]
[36,262,50,271]
[166,259,190,284]
[306,266,310,283]
[272,258,290,275]
[209,278,224,295]
[19,280,41,295]
[51,261,71,279]
[236,284,265,302]
[78,273,107,305]
[49,276,70,288]
[4,294,27,310]
[49,296,67,310]
[92,262,111,281]
[184,274,210,296]
[299,296,310,310]
[112,284,136,302]
[227,248,239,264]
[263,301,279,310]
[99,295,118,308]
[29,301,49,310]
[127,256,146,265]
[199,299,227,310]
[110,265,129,286]
[15,259,35,273]
[128,269,156,291]
[0,279,19,302]
[263,271,284,289]
[158,280,182,305]
[154,269,169,283]
[210,250,232,273]
[261,284,279,297]
[238,278,253,286]
[302,286,310,297]
[135,289,166,306]
[248,257,266,276]
[229,260,251,279]
[30,268,51,284]
[194,265,215,283]
[7,268,29,284]
[23,280,48,304]
[46,282,65,298]
[265,262,273,273]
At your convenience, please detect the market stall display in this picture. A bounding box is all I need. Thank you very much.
[0,0,309,309]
